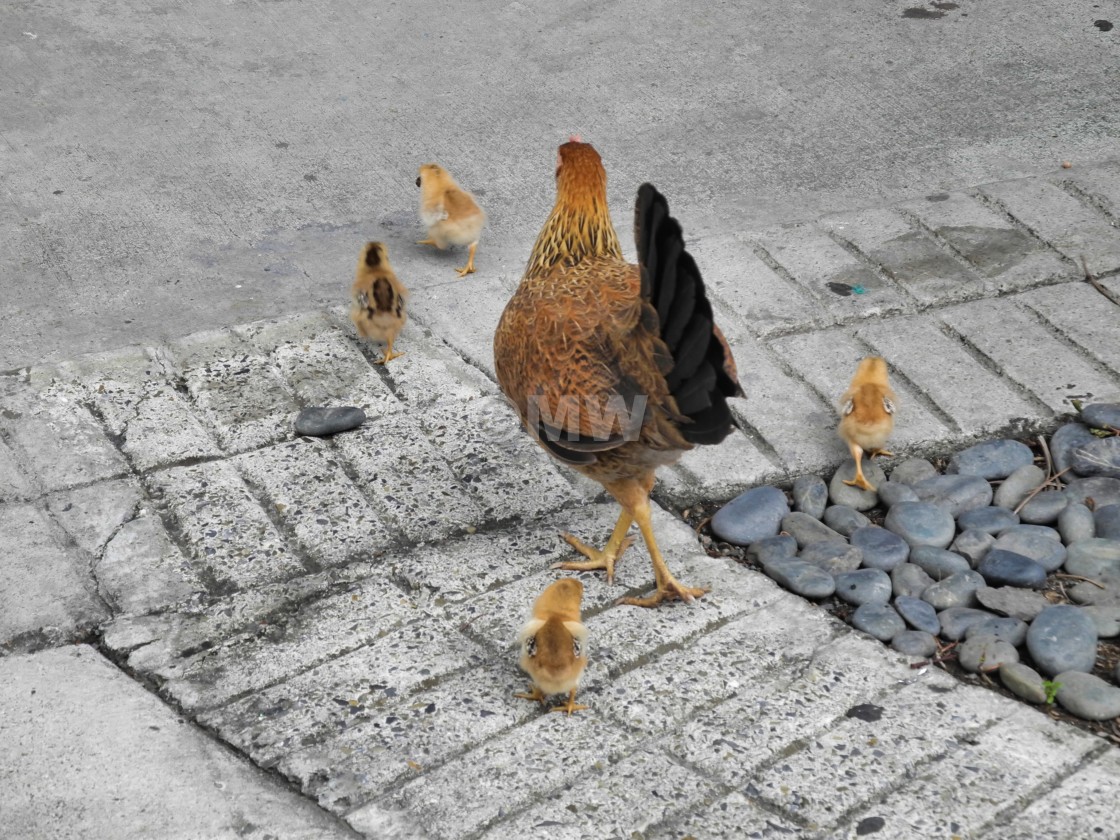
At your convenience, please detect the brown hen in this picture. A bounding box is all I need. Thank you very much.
[493,140,742,607]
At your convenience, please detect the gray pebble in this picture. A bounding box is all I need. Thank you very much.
[964,615,1028,646]
[1080,605,1120,638]
[957,505,1020,536]
[1070,436,1120,480]
[294,406,366,437]
[912,474,994,517]
[977,549,1048,589]
[938,606,998,641]
[950,529,994,568]
[909,546,972,580]
[894,595,940,635]
[947,438,1034,480]
[892,563,936,599]
[1095,504,1120,540]
[1065,476,1120,508]
[993,527,1066,572]
[999,662,1049,704]
[822,505,872,537]
[1058,502,1096,545]
[974,586,1052,622]
[851,602,906,641]
[992,463,1045,510]
[1018,490,1070,525]
[828,461,886,511]
[921,569,986,610]
[799,541,864,574]
[876,481,919,507]
[1054,671,1120,721]
[780,512,847,548]
[1081,402,1120,430]
[890,458,938,485]
[850,526,910,571]
[958,634,1019,673]
[711,485,791,546]
[746,534,797,565]
[891,630,938,658]
[1026,605,1099,676]
[884,502,956,549]
[1067,573,1120,607]
[1050,423,1097,478]
[791,475,828,519]
[834,568,893,606]
[1063,538,1120,579]
[761,557,836,599]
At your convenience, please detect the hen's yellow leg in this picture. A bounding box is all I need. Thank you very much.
[456,241,478,277]
[619,499,707,607]
[554,510,634,585]
[549,689,588,716]
[842,442,877,491]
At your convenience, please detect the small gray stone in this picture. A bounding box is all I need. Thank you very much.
[958,634,1019,673]
[1067,573,1120,606]
[950,529,994,568]
[1026,605,1099,676]
[921,570,986,610]
[1064,476,1120,508]
[974,586,1052,622]
[1063,538,1120,578]
[745,534,797,565]
[977,549,1048,589]
[891,563,936,599]
[891,630,938,658]
[884,502,956,549]
[711,485,791,546]
[828,461,886,511]
[294,406,366,437]
[1070,437,1120,480]
[851,602,906,641]
[964,616,1028,646]
[938,606,998,641]
[799,541,864,574]
[850,526,909,571]
[1081,402,1120,430]
[1054,671,1120,721]
[947,438,1034,480]
[822,505,871,537]
[760,557,836,599]
[993,527,1066,572]
[909,546,971,580]
[1095,504,1120,540]
[992,463,1046,510]
[833,568,892,606]
[876,481,919,507]
[1017,490,1070,525]
[894,595,940,635]
[957,506,1020,536]
[889,458,938,485]
[1050,423,1097,478]
[1058,502,1096,545]
[1080,605,1120,638]
[999,662,1049,704]
[791,475,828,519]
[780,512,847,548]
[912,474,994,517]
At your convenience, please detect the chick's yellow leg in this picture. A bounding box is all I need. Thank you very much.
[456,241,478,277]
[376,336,404,365]
[514,685,547,707]
[554,510,634,585]
[869,448,894,459]
[842,442,877,491]
[416,237,438,246]
[549,689,588,716]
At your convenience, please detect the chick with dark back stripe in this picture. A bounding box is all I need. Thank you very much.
[351,242,408,364]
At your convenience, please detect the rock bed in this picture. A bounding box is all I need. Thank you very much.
[691,403,1120,741]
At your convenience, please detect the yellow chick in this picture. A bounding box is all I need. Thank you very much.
[839,356,897,491]
[351,242,407,364]
[515,578,589,716]
[416,163,486,277]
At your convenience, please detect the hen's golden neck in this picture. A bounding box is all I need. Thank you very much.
[523,160,623,282]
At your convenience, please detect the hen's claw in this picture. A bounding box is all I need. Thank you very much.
[553,533,634,585]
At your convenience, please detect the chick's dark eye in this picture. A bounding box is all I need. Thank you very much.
[415,176,421,187]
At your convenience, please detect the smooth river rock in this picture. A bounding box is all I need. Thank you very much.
[799,541,864,574]
[974,586,1052,622]
[992,463,1046,510]
[1057,502,1096,544]
[711,485,790,546]
[850,526,909,571]
[1063,538,1120,579]
[947,439,1034,480]
[822,505,872,537]
[957,505,1020,536]
[912,474,994,517]
[781,512,847,548]
[892,563,936,599]
[908,546,971,580]
[1080,402,1120,430]
[921,570,986,610]
[828,462,887,511]
[761,557,836,599]
[791,475,828,519]
[884,502,956,549]
[293,406,366,436]
[958,634,1019,673]
[893,595,940,635]
[833,569,893,606]
[746,535,797,565]
[851,603,906,641]
[993,528,1066,572]
[1025,605,1099,676]
[1069,437,1120,480]
[977,549,1048,589]
[1054,671,1120,720]
[999,662,1049,704]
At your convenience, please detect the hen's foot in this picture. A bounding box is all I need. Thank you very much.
[553,534,634,585]
[618,578,708,608]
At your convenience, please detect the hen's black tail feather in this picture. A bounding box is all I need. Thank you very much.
[636,183,741,446]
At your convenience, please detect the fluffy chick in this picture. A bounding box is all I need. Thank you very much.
[351,241,407,364]
[838,356,897,491]
[416,163,486,277]
[515,578,589,716]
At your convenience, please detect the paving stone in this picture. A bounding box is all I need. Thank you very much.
[643,790,802,840]
[822,206,984,305]
[0,436,34,501]
[667,428,777,506]
[981,177,1120,273]
[147,459,307,590]
[900,190,1072,292]
[999,747,1120,840]
[47,477,143,557]
[1021,282,1120,372]
[96,512,205,616]
[835,705,1101,839]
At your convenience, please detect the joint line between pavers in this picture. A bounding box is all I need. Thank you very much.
[1007,297,1120,387]
[819,224,926,309]
[971,189,1081,269]
[1054,178,1120,227]
[322,307,415,401]
[745,237,842,318]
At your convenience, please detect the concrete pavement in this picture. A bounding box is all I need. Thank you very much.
[2,157,1120,837]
